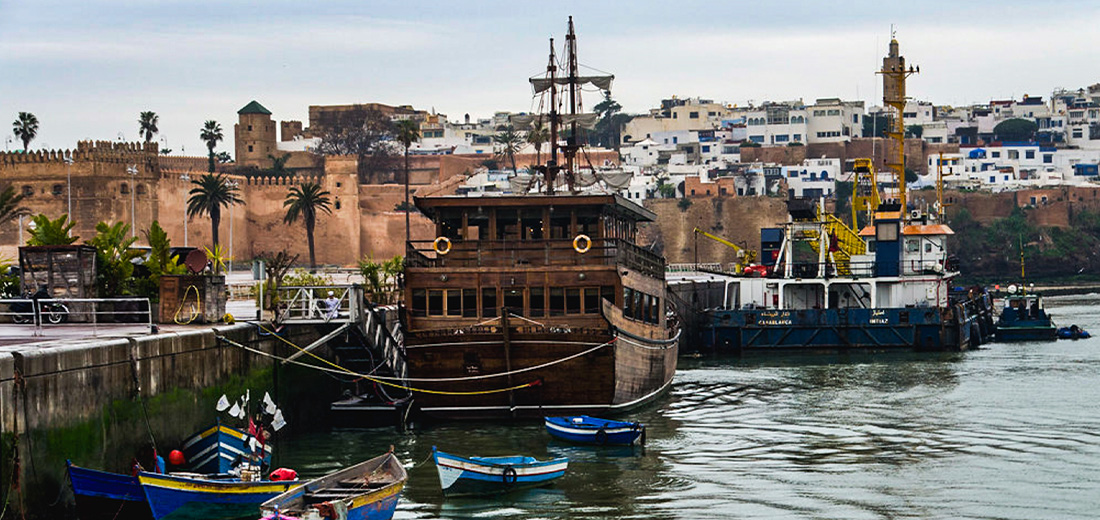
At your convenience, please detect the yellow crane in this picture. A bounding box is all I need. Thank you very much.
[693,228,759,274]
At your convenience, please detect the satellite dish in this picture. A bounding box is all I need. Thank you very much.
[185,249,208,274]
[1007,284,1018,295]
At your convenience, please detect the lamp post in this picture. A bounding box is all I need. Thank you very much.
[64,154,74,224]
[226,180,239,274]
[126,165,138,238]
[180,173,191,247]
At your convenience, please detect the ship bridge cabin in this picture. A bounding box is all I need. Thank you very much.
[405,195,667,334]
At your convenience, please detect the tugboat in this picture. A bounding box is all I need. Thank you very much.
[994,285,1057,342]
[400,17,678,420]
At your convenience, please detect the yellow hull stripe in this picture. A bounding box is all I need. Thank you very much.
[139,475,292,494]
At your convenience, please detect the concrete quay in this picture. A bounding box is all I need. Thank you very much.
[0,321,334,519]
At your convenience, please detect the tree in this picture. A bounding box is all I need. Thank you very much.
[314,105,398,183]
[993,118,1038,142]
[863,113,891,138]
[26,214,78,245]
[200,120,224,173]
[492,125,524,173]
[186,173,242,250]
[12,112,38,151]
[267,153,291,176]
[0,186,30,224]
[526,124,549,164]
[593,93,632,150]
[87,221,140,297]
[216,151,233,164]
[283,182,333,270]
[394,119,420,244]
[139,111,159,143]
[906,125,924,139]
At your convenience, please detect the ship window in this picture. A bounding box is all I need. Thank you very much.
[566,288,582,314]
[623,287,634,318]
[634,291,644,321]
[529,287,545,317]
[549,287,565,316]
[481,287,497,317]
[550,214,571,239]
[577,212,600,238]
[447,290,462,316]
[411,289,427,317]
[583,288,600,314]
[641,294,652,323]
[601,286,615,306]
[876,222,898,241]
[428,290,444,316]
[521,209,543,240]
[503,288,524,314]
[906,238,920,253]
[650,296,660,324]
[462,289,478,317]
[496,209,519,240]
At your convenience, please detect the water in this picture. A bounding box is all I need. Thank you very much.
[275,295,1100,519]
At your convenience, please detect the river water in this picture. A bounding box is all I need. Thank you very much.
[276,294,1100,519]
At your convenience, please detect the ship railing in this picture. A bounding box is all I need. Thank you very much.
[410,324,610,339]
[688,259,949,279]
[274,285,363,324]
[405,238,664,277]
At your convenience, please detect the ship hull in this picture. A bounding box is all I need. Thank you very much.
[404,328,677,421]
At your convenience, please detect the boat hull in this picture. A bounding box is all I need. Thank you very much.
[995,325,1057,342]
[432,448,567,497]
[138,472,295,520]
[260,452,407,520]
[404,328,676,420]
[67,462,152,520]
[180,424,272,475]
[544,416,643,445]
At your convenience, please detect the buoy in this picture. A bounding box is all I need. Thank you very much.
[168,450,186,466]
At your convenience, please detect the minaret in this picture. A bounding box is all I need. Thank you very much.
[879,35,918,216]
[234,100,277,168]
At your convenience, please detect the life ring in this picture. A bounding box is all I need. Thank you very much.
[433,236,452,255]
[595,427,608,445]
[573,234,591,254]
[502,465,518,486]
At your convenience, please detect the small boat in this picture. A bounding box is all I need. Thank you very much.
[544,416,646,445]
[1057,325,1091,340]
[431,446,567,497]
[139,466,297,520]
[259,451,407,520]
[180,422,272,474]
[67,461,152,520]
[995,291,1057,342]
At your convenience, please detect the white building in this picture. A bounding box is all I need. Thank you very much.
[783,158,841,198]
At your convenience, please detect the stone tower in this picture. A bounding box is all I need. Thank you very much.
[234,100,277,168]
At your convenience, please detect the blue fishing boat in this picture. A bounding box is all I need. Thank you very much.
[259,451,407,520]
[67,461,152,520]
[180,422,272,474]
[139,468,297,520]
[431,446,567,497]
[995,291,1057,342]
[544,416,645,445]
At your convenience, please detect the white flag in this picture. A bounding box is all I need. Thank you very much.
[228,402,241,418]
[271,409,287,431]
[263,392,277,415]
[249,436,260,452]
[216,395,230,412]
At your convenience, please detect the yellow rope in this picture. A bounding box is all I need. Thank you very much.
[173,285,201,325]
[239,327,540,396]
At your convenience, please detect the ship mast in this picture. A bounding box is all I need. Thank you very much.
[546,37,559,195]
[563,16,579,192]
[878,34,918,219]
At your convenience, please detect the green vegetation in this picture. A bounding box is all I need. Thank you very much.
[493,125,524,173]
[88,221,141,297]
[949,207,1100,283]
[358,255,403,304]
[593,92,633,150]
[283,182,333,270]
[862,113,891,138]
[282,268,331,287]
[200,120,224,173]
[526,124,549,164]
[677,198,693,212]
[993,118,1038,142]
[0,185,30,224]
[186,172,243,249]
[905,124,924,138]
[267,153,292,176]
[139,111,159,143]
[26,214,78,245]
[13,111,39,151]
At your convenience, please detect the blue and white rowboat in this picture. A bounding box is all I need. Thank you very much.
[179,422,272,474]
[544,416,645,445]
[431,446,567,497]
[138,470,296,520]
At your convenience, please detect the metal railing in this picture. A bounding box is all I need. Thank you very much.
[406,238,666,278]
[274,285,363,324]
[0,297,153,336]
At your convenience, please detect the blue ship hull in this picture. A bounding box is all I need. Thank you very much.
[179,423,271,474]
[67,461,152,520]
[704,306,989,351]
[432,447,567,497]
[544,416,644,445]
[139,472,295,520]
[995,325,1057,342]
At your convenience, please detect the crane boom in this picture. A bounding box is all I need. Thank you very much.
[693,227,759,274]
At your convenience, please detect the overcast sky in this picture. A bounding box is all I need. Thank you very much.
[2,1,1098,156]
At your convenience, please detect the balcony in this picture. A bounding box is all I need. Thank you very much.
[406,238,665,278]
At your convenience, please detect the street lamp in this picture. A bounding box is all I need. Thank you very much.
[126,165,138,238]
[64,154,74,226]
[180,173,191,247]
[226,179,239,273]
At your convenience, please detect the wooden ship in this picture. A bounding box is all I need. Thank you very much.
[401,17,678,420]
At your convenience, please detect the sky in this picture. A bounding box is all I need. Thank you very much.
[2,0,1099,157]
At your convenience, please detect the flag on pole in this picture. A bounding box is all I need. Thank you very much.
[216,394,230,412]
[263,392,277,415]
[271,409,287,431]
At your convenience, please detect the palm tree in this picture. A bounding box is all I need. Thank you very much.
[267,153,291,176]
[283,182,333,270]
[186,173,242,250]
[493,126,524,174]
[394,119,420,244]
[200,120,223,173]
[0,186,30,224]
[12,112,39,151]
[526,124,549,165]
[138,111,159,143]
